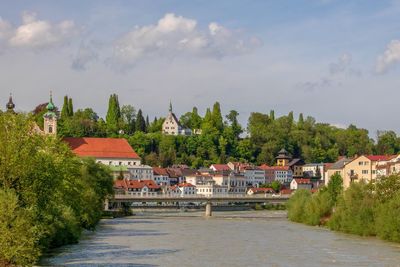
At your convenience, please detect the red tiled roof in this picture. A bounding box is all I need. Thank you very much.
[64,137,140,159]
[178,182,195,188]
[294,178,311,184]
[114,179,127,189]
[366,155,392,161]
[258,164,270,170]
[126,179,160,189]
[210,164,231,171]
[263,166,290,171]
[153,167,169,176]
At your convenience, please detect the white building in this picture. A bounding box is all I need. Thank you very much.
[152,167,170,186]
[244,167,266,186]
[302,163,325,180]
[64,137,141,167]
[162,103,192,136]
[177,183,196,196]
[128,165,153,180]
[290,178,312,190]
[196,180,228,197]
[263,166,293,184]
[212,172,247,195]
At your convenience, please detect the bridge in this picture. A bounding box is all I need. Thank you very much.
[106,194,290,216]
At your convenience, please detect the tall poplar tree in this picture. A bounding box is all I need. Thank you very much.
[61,96,70,119]
[106,94,121,132]
[211,102,224,132]
[135,109,146,132]
[68,98,74,116]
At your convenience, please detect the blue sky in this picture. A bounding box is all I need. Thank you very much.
[1,0,400,137]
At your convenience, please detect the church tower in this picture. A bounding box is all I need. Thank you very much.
[43,92,57,135]
[6,94,15,113]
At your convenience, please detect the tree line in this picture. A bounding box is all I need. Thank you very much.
[33,94,400,167]
[287,174,400,243]
[0,112,114,266]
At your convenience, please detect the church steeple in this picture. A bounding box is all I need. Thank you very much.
[43,91,57,135]
[169,101,173,113]
[6,93,15,113]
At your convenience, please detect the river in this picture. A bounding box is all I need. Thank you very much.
[40,211,400,267]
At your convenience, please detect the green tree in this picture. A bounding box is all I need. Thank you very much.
[211,102,224,133]
[376,131,399,155]
[121,105,136,134]
[61,95,70,119]
[68,97,74,116]
[135,109,146,132]
[106,94,121,133]
[226,110,243,139]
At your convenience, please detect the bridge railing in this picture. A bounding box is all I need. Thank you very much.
[112,194,290,200]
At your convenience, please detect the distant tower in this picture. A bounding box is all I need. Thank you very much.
[43,92,57,135]
[169,101,173,113]
[6,94,15,113]
[276,148,292,166]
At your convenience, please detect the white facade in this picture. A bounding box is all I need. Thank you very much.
[97,158,141,167]
[162,106,192,136]
[128,165,154,180]
[290,179,312,190]
[244,168,266,186]
[177,184,196,196]
[212,173,247,194]
[196,182,228,197]
[302,164,325,180]
[153,174,170,186]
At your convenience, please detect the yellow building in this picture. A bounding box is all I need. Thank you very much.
[342,155,393,188]
[325,157,352,186]
[276,148,291,166]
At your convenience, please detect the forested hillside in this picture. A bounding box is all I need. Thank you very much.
[34,94,400,167]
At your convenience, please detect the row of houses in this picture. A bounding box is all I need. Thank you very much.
[62,136,400,198]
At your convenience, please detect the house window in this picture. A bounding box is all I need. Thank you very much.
[362,170,368,174]
[109,161,112,165]
[128,162,131,165]
[119,162,122,166]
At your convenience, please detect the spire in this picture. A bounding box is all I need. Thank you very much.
[46,91,55,111]
[169,101,173,113]
[6,93,15,112]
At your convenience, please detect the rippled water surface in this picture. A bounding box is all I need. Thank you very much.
[41,211,400,267]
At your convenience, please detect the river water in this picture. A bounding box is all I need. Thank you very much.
[41,211,400,267]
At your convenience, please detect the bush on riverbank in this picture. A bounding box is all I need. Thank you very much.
[0,113,114,266]
[287,172,400,243]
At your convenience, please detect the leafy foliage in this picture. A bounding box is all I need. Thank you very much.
[0,113,113,266]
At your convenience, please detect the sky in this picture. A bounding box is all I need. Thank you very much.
[1,0,400,137]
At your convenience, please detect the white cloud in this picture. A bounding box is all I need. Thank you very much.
[5,11,77,50]
[109,13,262,69]
[376,40,400,73]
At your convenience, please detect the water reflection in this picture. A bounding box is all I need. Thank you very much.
[42,211,400,267]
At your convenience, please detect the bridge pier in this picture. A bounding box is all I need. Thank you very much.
[205,201,212,217]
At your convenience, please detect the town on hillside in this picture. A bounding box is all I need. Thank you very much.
[4,94,400,198]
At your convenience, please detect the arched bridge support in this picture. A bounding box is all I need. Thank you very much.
[205,201,212,217]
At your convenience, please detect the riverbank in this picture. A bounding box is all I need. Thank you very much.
[40,210,400,267]
[287,174,400,244]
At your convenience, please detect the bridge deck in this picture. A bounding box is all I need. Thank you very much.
[110,194,290,203]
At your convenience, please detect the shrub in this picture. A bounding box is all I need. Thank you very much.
[287,189,312,222]
[375,192,400,242]
[328,182,376,236]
